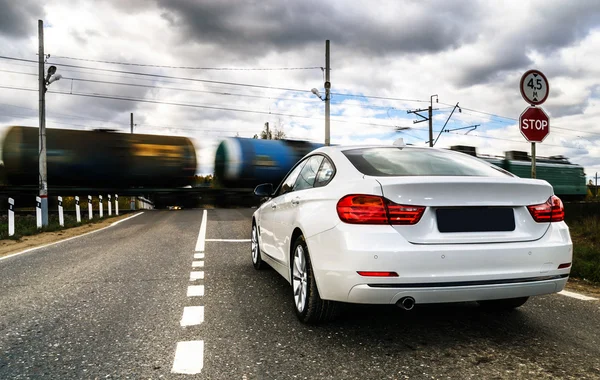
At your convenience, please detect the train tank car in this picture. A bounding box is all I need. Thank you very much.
[214,137,323,188]
[0,126,197,188]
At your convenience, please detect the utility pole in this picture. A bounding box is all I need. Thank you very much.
[265,122,270,139]
[596,172,598,197]
[130,112,134,134]
[38,20,48,226]
[408,95,437,147]
[325,40,331,146]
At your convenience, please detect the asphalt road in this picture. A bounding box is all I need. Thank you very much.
[0,208,599,379]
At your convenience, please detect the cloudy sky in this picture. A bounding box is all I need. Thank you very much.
[1,0,600,181]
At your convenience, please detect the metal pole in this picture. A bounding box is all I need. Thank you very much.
[38,20,48,226]
[595,172,598,197]
[325,39,331,146]
[531,142,536,179]
[130,112,133,134]
[428,105,433,147]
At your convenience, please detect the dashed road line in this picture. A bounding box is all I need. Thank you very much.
[205,238,251,242]
[180,306,205,326]
[192,260,204,268]
[558,290,598,301]
[194,253,205,259]
[172,341,204,374]
[195,210,207,252]
[187,285,205,297]
[190,271,204,281]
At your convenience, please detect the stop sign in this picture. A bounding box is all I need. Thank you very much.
[519,106,550,142]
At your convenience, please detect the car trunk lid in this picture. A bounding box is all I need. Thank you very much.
[375,176,553,244]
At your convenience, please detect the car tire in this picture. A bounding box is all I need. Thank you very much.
[477,297,529,311]
[251,223,267,270]
[291,235,337,324]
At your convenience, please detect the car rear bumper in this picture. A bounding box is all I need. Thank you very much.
[347,275,568,304]
[305,221,572,304]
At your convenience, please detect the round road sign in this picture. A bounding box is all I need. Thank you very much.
[520,70,549,105]
[520,106,550,143]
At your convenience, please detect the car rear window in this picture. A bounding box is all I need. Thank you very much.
[342,147,512,177]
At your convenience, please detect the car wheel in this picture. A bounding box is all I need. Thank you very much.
[477,297,529,311]
[292,235,337,324]
[251,223,267,270]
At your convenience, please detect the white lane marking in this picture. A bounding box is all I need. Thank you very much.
[194,253,204,259]
[195,210,207,252]
[558,290,598,301]
[180,306,204,326]
[171,341,204,374]
[0,212,145,263]
[192,261,204,268]
[187,285,205,297]
[190,271,204,281]
[205,239,251,242]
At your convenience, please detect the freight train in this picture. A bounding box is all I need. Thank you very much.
[0,126,197,188]
[450,145,587,200]
[213,139,587,201]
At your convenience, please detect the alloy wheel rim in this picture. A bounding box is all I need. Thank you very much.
[251,226,258,263]
[292,245,308,313]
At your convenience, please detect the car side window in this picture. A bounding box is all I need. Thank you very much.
[276,160,306,197]
[293,155,324,191]
[314,157,335,187]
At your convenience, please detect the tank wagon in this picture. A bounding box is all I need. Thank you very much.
[450,145,587,200]
[214,137,323,189]
[0,126,197,188]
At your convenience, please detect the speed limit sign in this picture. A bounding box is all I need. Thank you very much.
[520,70,549,105]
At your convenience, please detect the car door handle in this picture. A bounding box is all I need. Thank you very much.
[271,203,277,209]
[291,197,300,206]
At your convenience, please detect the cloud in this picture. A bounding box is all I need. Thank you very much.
[0,0,44,39]
[155,0,484,58]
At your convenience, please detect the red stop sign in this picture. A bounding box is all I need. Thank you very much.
[520,106,550,142]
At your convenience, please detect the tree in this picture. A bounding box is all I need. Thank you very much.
[258,121,286,140]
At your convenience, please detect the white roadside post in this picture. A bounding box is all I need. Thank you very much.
[99,195,103,218]
[36,196,42,229]
[75,196,81,223]
[115,194,119,216]
[108,194,112,216]
[88,195,93,220]
[58,196,64,227]
[8,198,14,237]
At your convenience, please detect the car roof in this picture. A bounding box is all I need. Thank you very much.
[311,144,434,154]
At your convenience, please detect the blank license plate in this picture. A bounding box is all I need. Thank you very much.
[436,207,515,233]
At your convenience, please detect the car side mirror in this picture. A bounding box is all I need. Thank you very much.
[254,183,274,197]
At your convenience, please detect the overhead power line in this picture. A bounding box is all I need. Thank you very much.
[0,55,430,104]
[0,84,416,131]
[48,55,323,71]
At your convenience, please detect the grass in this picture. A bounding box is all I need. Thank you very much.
[0,212,125,241]
[569,216,600,283]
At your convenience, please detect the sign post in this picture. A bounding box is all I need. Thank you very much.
[58,196,64,227]
[36,196,42,229]
[519,70,550,179]
[75,196,81,223]
[8,198,14,237]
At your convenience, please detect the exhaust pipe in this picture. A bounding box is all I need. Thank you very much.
[397,296,415,311]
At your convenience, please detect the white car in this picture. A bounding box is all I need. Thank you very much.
[251,144,572,323]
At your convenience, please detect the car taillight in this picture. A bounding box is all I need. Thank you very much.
[527,195,564,222]
[337,194,425,225]
[387,203,426,225]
